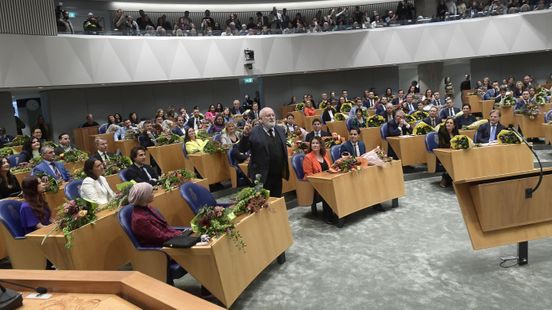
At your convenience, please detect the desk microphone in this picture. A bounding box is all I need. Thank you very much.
[508,125,543,198]
[0,282,23,309]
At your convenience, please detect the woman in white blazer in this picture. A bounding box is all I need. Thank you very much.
[79,158,116,205]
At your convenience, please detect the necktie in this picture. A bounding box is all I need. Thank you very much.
[449,108,454,116]
[101,152,107,162]
[354,143,360,157]
[268,128,274,138]
[142,167,153,181]
[50,163,62,179]
[490,125,496,142]
[432,119,435,127]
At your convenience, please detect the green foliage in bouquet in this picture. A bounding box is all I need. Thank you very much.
[51,198,98,248]
[104,155,132,176]
[412,111,428,121]
[6,135,29,147]
[34,173,60,193]
[196,129,210,140]
[367,115,385,128]
[124,129,139,140]
[330,157,361,173]
[450,135,473,150]
[105,181,136,210]
[318,101,328,109]
[340,102,353,113]
[42,141,58,148]
[158,169,195,191]
[71,168,87,180]
[404,114,416,125]
[59,149,88,163]
[203,140,226,154]
[522,104,540,120]
[502,95,516,107]
[233,175,270,215]
[334,113,347,121]
[191,205,245,250]
[10,156,41,174]
[295,102,305,111]
[497,129,521,144]
[0,147,15,157]
[155,132,183,146]
[413,122,434,135]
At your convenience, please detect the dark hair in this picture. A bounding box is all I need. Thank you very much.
[311,118,322,125]
[21,175,50,222]
[130,146,146,161]
[349,127,360,135]
[83,158,101,180]
[22,137,41,158]
[462,103,472,109]
[184,127,195,142]
[0,157,17,189]
[58,132,69,140]
[286,113,294,119]
[439,117,459,136]
[308,136,326,156]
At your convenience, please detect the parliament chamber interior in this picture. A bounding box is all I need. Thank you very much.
[1,0,552,308]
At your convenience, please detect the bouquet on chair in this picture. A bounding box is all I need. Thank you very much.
[450,135,473,150]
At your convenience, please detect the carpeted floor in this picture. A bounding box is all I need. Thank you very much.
[178,174,552,309]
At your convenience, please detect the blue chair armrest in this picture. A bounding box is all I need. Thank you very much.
[136,246,163,251]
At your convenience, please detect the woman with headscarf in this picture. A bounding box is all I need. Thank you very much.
[129,182,182,246]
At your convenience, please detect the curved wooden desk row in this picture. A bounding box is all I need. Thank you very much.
[0,270,222,309]
[238,157,297,194]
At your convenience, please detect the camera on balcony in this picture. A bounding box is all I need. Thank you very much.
[244,49,255,70]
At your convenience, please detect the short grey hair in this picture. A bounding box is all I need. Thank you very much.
[40,145,54,155]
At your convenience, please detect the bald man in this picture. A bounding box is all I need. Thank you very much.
[239,107,289,197]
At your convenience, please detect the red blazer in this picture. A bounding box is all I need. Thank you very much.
[304,106,316,116]
[302,151,331,180]
[131,205,182,247]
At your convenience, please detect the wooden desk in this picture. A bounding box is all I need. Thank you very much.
[543,123,552,144]
[498,106,515,127]
[164,197,293,308]
[458,129,476,141]
[148,142,193,173]
[0,270,222,309]
[89,133,116,154]
[188,152,230,185]
[360,127,383,151]
[105,173,123,190]
[280,105,296,119]
[307,161,405,219]
[515,114,545,138]
[467,95,482,113]
[45,188,67,214]
[326,121,348,138]
[454,168,552,250]
[304,115,318,132]
[13,171,31,186]
[291,111,305,128]
[539,103,551,114]
[26,180,207,271]
[481,100,495,119]
[239,157,297,194]
[73,126,99,153]
[63,160,84,174]
[114,139,139,157]
[12,145,23,153]
[434,144,534,183]
[386,135,427,166]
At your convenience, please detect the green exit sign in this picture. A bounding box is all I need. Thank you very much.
[243,77,254,84]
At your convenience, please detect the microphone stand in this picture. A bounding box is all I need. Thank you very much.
[508,126,543,198]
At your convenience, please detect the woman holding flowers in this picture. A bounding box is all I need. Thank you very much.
[437,117,459,187]
[20,175,53,234]
[302,137,336,224]
[185,127,208,154]
[79,158,116,205]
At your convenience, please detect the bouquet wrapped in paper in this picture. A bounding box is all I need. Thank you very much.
[413,122,435,135]
[340,102,353,114]
[450,135,473,150]
[404,114,416,125]
[334,113,348,121]
[466,119,488,130]
[367,115,385,128]
[0,147,15,157]
[360,146,392,167]
[295,102,305,111]
[497,129,521,144]
[411,111,428,121]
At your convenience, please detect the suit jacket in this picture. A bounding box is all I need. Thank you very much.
[321,108,337,123]
[125,164,160,185]
[32,160,71,182]
[455,115,477,128]
[91,151,115,163]
[476,122,504,143]
[305,130,331,143]
[302,151,331,179]
[230,107,245,115]
[439,107,460,119]
[379,110,395,122]
[515,99,529,111]
[387,119,413,137]
[138,133,155,148]
[340,140,366,157]
[53,144,77,155]
[172,126,186,136]
[239,125,289,183]
[422,116,442,127]
[374,104,385,115]
[186,117,202,130]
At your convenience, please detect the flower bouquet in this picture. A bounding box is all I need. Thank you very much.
[233,176,270,215]
[524,104,540,120]
[0,147,15,157]
[321,133,345,149]
[334,113,348,121]
[104,155,132,176]
[158,169,195,191]
[154,132,182,146]
[340,102,353,113]
[5,135,29,147]
[292,140,309,154]
[367,115,385,127]
[328,157,363,173]
[450,135,473,150]
[295,102,305,111]
[412,111,428,121]
[59,149,88,163]
[360,146,392,166]
[502,95,516,107]
[105,181,136,210]
[497,129,521,144]
[413,122,434,135]
[71,168,87,180]
[190,205,244,250]
[466,119,488,130]
[203,140,227,154]
[35,173,60,193]
[319,101,328,109]
[124,128,139,140]
[10,156,41,174]
[196,129,210,140]
[52,198,98,248]
[404,114,416,125]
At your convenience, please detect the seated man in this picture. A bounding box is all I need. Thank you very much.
[378,103,395,122]
[138,120,156,148]
[476,109,504,143]
[340,128,366,157]
[0,127,14,147]
[439,97,460,119]
[115,119,136,141]
[91,138,114,163]
[125,146,159,185]
[186,107,203,131]
[54,132,77,155]
[387,110,413,137]
[374,97,387,115]
[305,118,331,142]
[171,115,187,136]
[455,103,477,129]
[422,106,441,127]
[402,94,416,114]
[81,113,99,128]
[514,90,531,112]
[32,146,71,182]
[321,102,337,124]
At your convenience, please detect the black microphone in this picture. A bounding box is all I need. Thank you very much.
[508,125,543,198]
[0,283,23,309]
[0,279,48,295]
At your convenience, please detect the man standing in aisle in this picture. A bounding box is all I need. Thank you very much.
[239,107,289,197]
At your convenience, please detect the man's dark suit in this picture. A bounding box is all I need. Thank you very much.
[476,122,504,143]
[124,163,159,185]
[439,107,460,119]
[340,140,366,157]
[239,125,289,197]
[321,108,337,123]
[186,117,202,130]
[305,130,331,143]
[172,127,186,136]
[91,151,115,163]
[379,110,395,122]
[422,116,442,127]
[387,119,413,137]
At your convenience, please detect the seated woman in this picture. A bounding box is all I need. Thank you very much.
[0,157,21,198]
[302,137,336,224]
[19,137,42,163]
[208,115,225,135]
[129,182,182,247]
[205,104,217,123]
[303,101,316,117]
[184,128,208,154]
[79,158,116,205]
[437,117,459,188]
[20,175,52,234]
[455,103,477,129]
[222,107,234,123]
[350,108,367,129]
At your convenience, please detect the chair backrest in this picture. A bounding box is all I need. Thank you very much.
[425,132,439,152]
[64,179,83,200]
[0,200,25,238]
[118,204,143,248]
[227,147,237,167]
[473,131,479,143]
[6,155,18,167]
[291,153,306,180]
[380,123,388,140]
[181,142,188,159]
[179,182,217,214]
[119,169,128,182]
[330,145,341,162]
[98,123,108,134]
[545,110,552,123]
[346,118,354,131]
[213,133,222,142]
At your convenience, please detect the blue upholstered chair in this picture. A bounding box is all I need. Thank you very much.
[227,147,248,189]
[425,132,439,173]
[545,110,552,123]
[98,123,108,134]
[346,118,355,131]
[179,183,232,215]
[181,143,188,159]
[119,169,129,182]
[291,153,314,210]
[117,204,186,285]
[64,180,83,200]
[0,200,47,269]
[6,155,18,167]
[330,145,341,162]
[380,123,389,140]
